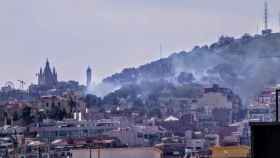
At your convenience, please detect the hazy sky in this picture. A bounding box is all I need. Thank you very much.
[0,0,280,88]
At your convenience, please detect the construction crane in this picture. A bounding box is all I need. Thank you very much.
[17,80,26,90]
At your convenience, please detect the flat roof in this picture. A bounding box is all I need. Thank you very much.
[249,122,280,126]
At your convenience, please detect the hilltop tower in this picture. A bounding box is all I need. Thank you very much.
[264,1,268,30]
[262,1,272,35]
[86,66,92,88]
[37,59,58,87]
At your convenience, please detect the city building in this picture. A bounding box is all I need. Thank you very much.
[255,88,274,106]
[248,104,273,122]
[30,119,121,142]
[71,147,162,158]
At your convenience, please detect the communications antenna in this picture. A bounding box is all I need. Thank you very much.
[264,1,269,30]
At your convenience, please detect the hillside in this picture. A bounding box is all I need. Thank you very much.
[101,32,280,100]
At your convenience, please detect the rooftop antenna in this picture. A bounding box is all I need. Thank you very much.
[264,1,269,30]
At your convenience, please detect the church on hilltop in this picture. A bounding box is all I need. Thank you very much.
[37,59,58,87]
[29,59,92,96]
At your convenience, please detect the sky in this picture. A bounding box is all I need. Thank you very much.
[0,0,280,88]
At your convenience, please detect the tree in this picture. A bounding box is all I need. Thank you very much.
[103,93,120,105]
[12,112,19,122]
[68,97,77,113]
[85,94,102,107]
[34,111,46,122]
[47,106,66,121]
[148,108,162,118]
[21,106,33,125]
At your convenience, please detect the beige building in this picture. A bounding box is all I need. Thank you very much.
[71,147,162,158]
[38,94,87,116]
[210,146,249,158]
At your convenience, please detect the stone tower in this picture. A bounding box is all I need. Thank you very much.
[86,66,92,88]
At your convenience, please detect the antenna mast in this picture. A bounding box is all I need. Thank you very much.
[264,1,268,30]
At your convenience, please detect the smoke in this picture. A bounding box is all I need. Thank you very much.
[86,82,121,97]
[170,47,226,83]
[169,33,280,102]
[90,33,280,103]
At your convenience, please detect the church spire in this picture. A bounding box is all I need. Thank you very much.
[44,58,51,72]
[53,67,56,75]
[53,67,58,82]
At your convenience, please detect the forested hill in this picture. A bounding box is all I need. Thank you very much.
[102,32,280,99]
